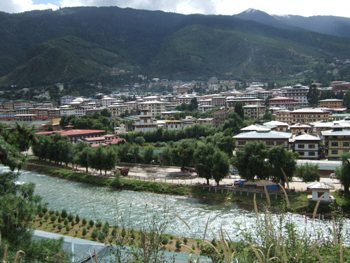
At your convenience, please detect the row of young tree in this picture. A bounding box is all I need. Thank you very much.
[33,134,118,175]
[32,134,231,185]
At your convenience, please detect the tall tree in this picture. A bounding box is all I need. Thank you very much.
[234,102,244,119]
[307,84,320,107]
[223,112,244,135]
[234,142,270,181]
[336,153,350,193]
[212,150,230,186]
[268,146,297,187]
[193,143,215,185]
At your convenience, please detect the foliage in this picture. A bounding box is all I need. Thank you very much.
[234,142,270,181]
[296,163,320,182]
[336,153,350,193]
[267,146,297,186]
[211,150,230,185]
[234,102,244,119]
[307,84,320,107]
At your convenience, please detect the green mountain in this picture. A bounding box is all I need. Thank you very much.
[1,7,350,87]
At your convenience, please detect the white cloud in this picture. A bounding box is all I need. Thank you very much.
[0,0,58,13]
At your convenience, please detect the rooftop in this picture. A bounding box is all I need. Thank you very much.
[293,134,321,141]
[233,130,292,140]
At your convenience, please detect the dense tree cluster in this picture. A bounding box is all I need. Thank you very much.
[33,135,118,175]
[234,143,298,186]
[296,163,320,182]
[59,112,118,133]
[336,153,350,193]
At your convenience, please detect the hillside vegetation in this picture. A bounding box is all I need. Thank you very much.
[0,7,350,86]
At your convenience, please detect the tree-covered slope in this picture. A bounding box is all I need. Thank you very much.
[1,6,350,86]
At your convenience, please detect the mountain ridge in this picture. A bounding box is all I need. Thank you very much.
[0,6,350,87]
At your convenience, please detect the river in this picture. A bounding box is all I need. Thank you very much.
[2,166,350,242]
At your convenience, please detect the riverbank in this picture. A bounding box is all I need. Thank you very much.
[24,159,349,216]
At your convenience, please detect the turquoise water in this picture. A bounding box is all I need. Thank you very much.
[2,166,349,242]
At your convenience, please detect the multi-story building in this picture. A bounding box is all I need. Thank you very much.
[263,121,289,132]
[291,134,321,160]
[36,129,106,143]
[291,108,330,124]
[275,108,330,124]
[109,104,129,117]
[233,130,292,150]
[243,105,265,121]
[322,126,350,160]
[289,123,312,135]
[134,110,158,133]
[226,97,264,109]
[268,97,297,110]
[212,97,226,107]
[138,101,166,117]
[319,99,344,109]
[280,85,309,107]
[60,95,76,106]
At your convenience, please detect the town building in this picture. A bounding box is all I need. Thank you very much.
[321,126,350,160]
[263,121,289,132]
[138,101,166,117]
[134,109,158,133]
[307,182,334,202]
[243,105,265,121]
[233,130,292,150]
[226,97,264,109]
[36,129,106,143]
[280,85,309,107]
[289,123,312,135]
[291,134,321,160]
[319,99,344,109]
[275,108,330,124]
[268,96,297,110]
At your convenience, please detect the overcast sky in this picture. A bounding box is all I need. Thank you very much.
[1,0,350,18]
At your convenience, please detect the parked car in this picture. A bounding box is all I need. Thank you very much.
[233,179,246,187]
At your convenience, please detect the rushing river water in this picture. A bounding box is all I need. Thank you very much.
[3,166,350,242]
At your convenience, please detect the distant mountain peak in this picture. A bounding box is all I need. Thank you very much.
[241,8,261,14]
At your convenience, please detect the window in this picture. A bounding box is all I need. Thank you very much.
[266,141,274,145]
[309,144,315,149]
[331,150,338,155]
[299,152,304,156]
[309,152,315,156]
[238,140,246,145]
[343,142,350,147]
[298,144,304,149]
[331,142,338,147]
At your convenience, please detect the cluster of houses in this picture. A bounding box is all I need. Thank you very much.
[234,118,350,161]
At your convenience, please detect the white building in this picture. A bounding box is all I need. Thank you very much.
[134,110,157,133]
[280,85,309,108]
[291,134,321,160]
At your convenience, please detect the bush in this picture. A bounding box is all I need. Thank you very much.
[175,240,181,251]
[82,218,87,225]
[161,237,169,245]
[183,237,188,245]
[61,209,67,218]
[82,228,87,236]
[98,232,106,242]
[96,220,102,228]
[91,230,98,240]
[64,219,68,226]
[89,220,94,227]
[50,215,56,222]
[67,214,74,222]
[75,215,80,224]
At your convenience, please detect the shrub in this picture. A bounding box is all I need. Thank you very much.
[89,220,94,227]
[50,215,56,222]
[161,237,169,245]
[67,214,74,222]
[96,220,102,228]
[82,218,87,225]
[175,240,181,251]
[75,215,80,224]
[183,237,188,245]
[61,209,67,218]
[55,210,59,216]
[64,219,68,226]
[98,232,106,242]
[91,230,98,240]
[82,228,87,236]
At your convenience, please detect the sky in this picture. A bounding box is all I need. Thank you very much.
[1,0,350,18]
